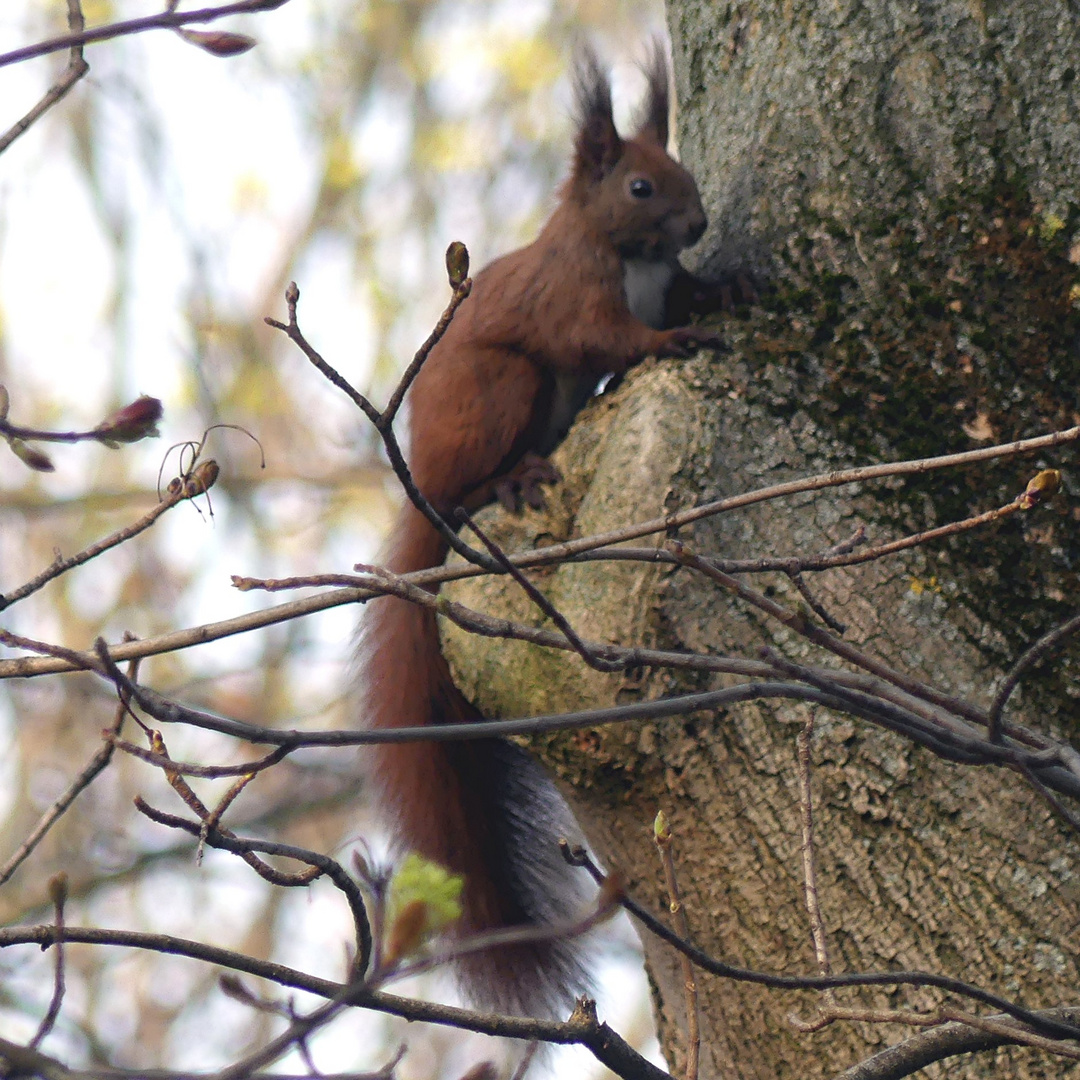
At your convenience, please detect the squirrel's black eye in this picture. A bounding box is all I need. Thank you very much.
[629,177,653,199]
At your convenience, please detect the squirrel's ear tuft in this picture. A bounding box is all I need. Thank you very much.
[572,45,622,181]
[633,38,670,149]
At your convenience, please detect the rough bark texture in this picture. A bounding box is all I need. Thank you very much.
[442,4,1080,1077]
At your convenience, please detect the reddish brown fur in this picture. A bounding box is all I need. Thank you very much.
[357,45,719,1015]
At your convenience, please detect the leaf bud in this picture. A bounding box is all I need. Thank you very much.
[185,459,220,497]
[177,28,257,57]
[94,395,163,446]
[48,872,69,909]
[8,437,54,472]
[445,241,470,289]
[383,853,463,963]
[1018,468,1061,509]
[384,899,429,966]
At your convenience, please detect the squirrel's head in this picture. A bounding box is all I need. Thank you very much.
[567,42,707,261]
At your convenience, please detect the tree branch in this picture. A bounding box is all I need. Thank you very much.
[0,0,89,155]
[0,0,291,69]
[832,1006,1080,1080]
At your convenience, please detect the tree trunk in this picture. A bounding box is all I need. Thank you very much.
[443,3,1080,1076]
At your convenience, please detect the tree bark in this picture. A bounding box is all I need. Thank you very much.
[443,4,1080,1077]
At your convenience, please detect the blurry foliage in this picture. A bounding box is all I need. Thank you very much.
[0,0,663,1075]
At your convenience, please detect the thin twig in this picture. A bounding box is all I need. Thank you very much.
[5,430,1076,679]
[0,648,138,886]
[463,425,1079,572]
[230,494,1035,589]
[562,847,1080,1042]
[1016,763,1080,835]
[28,875,67,1049]
[0,487,186,613]
[794,998,1080,1066]
[0,915,671,1077]
[787,570,846,634]
[9,916,1080,1078]
[211,983,371,1080]
[789,1002,939,1034]
[133,773,320,888]
[12,589,1080,807]
[457,508,624,672]
[0,0,89,155]
[988,609,1080,741]
[109,736,294,778]
[132,799,371,969]
[122,719,322,889]
[266,279,498,572]
[653,814,699,1080]
[714,499,1024,578]
[0,0,290,69]
[822,526,867,556]
[94,661,926,749]
[667,539,990,729]
[90,636,1080,801]
[795,714,833,997]
[0,1034,409,1080]
[936,1005,1080,1061]
[831,1006,1080,1079]
[379,268,472,426]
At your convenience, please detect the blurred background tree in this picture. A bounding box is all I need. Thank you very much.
[0,2,666,1075]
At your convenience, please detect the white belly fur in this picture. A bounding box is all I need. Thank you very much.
[622,257,675,329]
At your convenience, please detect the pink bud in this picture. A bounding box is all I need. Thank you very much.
[94,396,163,446]
[177,28,257,57]
[8,438,54,472]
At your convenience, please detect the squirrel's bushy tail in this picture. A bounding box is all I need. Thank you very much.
[356,503,592,1016]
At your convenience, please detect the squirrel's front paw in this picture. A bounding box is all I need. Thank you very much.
[662,326,727,358]
[493,452,562,512]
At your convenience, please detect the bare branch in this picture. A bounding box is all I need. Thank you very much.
[667,539,990,728]
[832,1006,1080,1080]
[795,714,833,983]
[266,277,497,571]
[456,507,625,672]
[0,0,89,155]
[0,487,188,613]
[653,813,699,1080]
[0,648,138,886]
[490,424,1080,568]
[0,925,672,1080]
[28,875,68,1049]
[562,847,1080,1042]
[380,244,473,426]
[988,608,1080,741]
[0,1037,398,1080]
[0,0,291,69]
[4,433,1075,679]
[129,799,371,969]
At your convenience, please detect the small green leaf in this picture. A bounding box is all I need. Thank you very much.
[388,852,463,935]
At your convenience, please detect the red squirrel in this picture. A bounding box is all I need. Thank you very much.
[356,43,721,1016]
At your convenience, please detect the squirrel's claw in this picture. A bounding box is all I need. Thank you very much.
[493,452,562,513]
